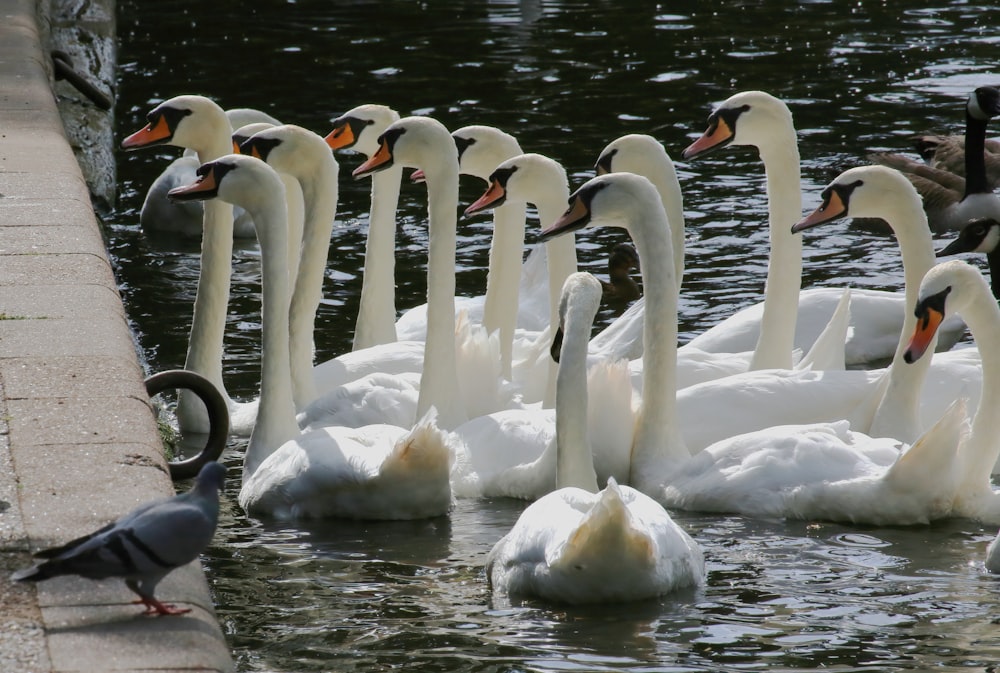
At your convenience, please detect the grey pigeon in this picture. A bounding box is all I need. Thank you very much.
[12,461,226,616]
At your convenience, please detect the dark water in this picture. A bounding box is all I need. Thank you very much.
[108,1,1000,671]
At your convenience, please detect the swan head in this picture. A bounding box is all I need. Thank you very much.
[904,259,987,363]
[464,153,567,218]
[550,272,603,364]
[540,172,662,242]
[121,95,228,153]
[325,104,400,157]
[232,122,276,154]
[239,124,335,175]
[792,164,920,233]
[452,125,522,182]
[595,134,669,176]
[938,218,1000,257]
[682,90,793,159]
[352,116,455,180]
[968,86,1000,122]
[168,153,285,218]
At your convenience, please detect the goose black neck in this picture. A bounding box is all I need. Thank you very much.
[964,108,991,196]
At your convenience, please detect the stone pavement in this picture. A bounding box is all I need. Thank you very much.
[0,0,234,671]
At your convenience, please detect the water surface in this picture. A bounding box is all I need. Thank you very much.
[109,1,1000,670]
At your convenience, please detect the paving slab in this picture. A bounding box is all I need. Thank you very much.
[0,0,235,670]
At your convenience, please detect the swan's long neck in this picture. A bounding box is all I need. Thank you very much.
[178,134,237,432]
[869,203,939,440]
[628,203,688,492]
[244,186,299,481]
[534,189,575,409]
[643,159,686,292]
[280,175,305,293]
[353,167,402,350]
[750,134,802,371]
[417,164,463,428]
[556,300,599,492]
[956,283,1000,485]
[964,108,991,196]
[481,201,527,378]
[288,157,339,409]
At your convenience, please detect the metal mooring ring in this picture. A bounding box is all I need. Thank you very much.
[144,370,229,480]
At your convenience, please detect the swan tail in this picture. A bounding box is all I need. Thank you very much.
[550,479,653,572]
[846,367,891,431]
[389,408,452,472]
[884,397,968,500]
[796,288,851,372]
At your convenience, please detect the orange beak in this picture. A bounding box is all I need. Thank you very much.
[325,123,356,150]
[903,308,944,364]
[353,139,393,179]
[465,179,506,217]
[167,166,220,201]
[791,189,849,233]
[540,195,590,241]
[120,114,173,150]
[681,118,734,159]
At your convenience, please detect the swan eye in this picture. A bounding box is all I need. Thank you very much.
[595,148,618,174]
[454,135,476,161]
[147,106,192,131]
[490,165,518,187]
[914,286,951,322]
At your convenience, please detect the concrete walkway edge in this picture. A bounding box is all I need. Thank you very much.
[0,1,235,671]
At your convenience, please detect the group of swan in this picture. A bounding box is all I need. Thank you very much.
[127,85,1000,602]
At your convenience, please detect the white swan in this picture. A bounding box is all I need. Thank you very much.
[681,90,964,367]
[464,152,579,406]
[675,165,981,453]
[595,134,686,293]
[396,125,528,377]
[232,121,305,307]
[122,94,252,434]
[303,117,468,428]
[324,103,402,351]
[139,107,281,240]
[168,154,452,520]
[485,274,704,604]
[539,171,982,527]
[662,259,1000,525]
[449,272,633,500]
[591,132,785,381]
[871,86,1000,233]
[792,165,962,441]
[239,124,339,410]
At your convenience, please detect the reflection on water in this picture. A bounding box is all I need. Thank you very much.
[109,1,1000,670]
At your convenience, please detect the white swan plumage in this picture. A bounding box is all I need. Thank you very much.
[167,153,452,521]
[681,90,964,367]
[239,124,339,410]
[300,116,518,432]
[324,103,403,351]
[664,259,1000,525]
[464,151,579,406]
[138,107,281,239]
[449,273,633,500]
[122,95,255,435]
[485,273,703,604]
[675,165,981,453]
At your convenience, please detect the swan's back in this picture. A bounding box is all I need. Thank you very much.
[486,480,704,604]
